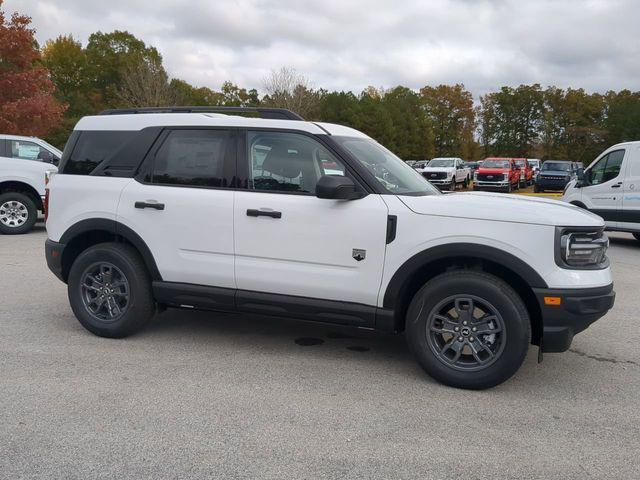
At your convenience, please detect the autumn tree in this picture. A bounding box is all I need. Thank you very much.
[420,84,475,158]
[0,0,65,136]
[262,67,322,119]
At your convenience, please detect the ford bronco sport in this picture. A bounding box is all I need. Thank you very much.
[45,107,615,389]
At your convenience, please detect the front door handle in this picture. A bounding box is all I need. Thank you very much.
[611,183,622,189]
[246,209,281,219]
[135,201,165,210]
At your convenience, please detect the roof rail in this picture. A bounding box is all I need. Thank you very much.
[98,106,304,121]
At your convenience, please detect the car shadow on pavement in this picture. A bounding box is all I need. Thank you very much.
[130,307,557,390]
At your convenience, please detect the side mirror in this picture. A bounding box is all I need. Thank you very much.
[316,175,363,200]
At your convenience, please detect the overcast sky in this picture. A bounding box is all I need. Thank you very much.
[5,0,640,97]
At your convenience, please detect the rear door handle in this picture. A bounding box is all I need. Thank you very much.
[246,209,281,219]
[135,201,165,210]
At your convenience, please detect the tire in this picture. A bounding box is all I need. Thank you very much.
[0,192,37,235]
[634,233,640,242]
[519,180,526,188]
[68,242,155,338]
[506,182,512,193]
[463,177,469,189]
[405,271,531,389]
[534,185,541,193]
[450,178,456,191]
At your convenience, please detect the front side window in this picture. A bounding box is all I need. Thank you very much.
[152,129,232,188]
[9,140,48,161]
[248,131,346,194]
[588,150,624,185]
[334,136,440,196]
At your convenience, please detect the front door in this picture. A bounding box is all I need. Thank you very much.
[621,145,640,230]
[582,148,626,229]
[117,128,237,289]
[233,130,389,307]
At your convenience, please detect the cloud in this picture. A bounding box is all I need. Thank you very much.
[5,0,640,97]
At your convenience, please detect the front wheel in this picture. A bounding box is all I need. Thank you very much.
[534,185,541,193]
[463,176,469,189]
[405,271,531,389]
[450,178,456,191]
[0,192,37,235]
[68,242,155,338]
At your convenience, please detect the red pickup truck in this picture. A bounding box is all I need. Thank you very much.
[513,158,534,187]
[473,157,521,193]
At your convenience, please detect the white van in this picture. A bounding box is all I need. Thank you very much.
[563,141,640,241]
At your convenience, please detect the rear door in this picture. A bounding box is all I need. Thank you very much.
[117,128,237,290]
[582,149,627,228]
[621,144,640,230]
[233,130,389,310]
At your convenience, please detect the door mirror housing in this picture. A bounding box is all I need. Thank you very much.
[316,175,364,200]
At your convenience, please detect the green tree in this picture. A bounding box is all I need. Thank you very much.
[419,84,475,158]
[85,30,162,107]
[603,89,640,146]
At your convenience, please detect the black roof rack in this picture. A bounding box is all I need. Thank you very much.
[98,106,304,121]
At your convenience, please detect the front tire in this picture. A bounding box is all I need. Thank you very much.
[463,176,469,189]
[0,192,37,235]
[405,271,531,389]
[450,178,456,191]
[68,242,155,338]
[534,185,542,193]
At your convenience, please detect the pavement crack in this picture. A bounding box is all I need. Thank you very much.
[569,348,639,368]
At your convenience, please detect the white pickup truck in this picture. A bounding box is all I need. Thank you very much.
[0,134,61,234]
[421,157,471,190]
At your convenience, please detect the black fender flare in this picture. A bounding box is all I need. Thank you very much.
[59,218,162,281]
[382,242,548,309]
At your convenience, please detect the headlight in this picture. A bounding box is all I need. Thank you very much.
[504,173,509,180]
[474,172,478,180]
[556,228,609,269]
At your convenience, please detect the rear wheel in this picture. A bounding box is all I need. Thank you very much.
[0,192,37,235]
[68,242,155,338]
[406,271,530,389]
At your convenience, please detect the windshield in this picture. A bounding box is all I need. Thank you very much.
[542,162,571,172]
[334,136,441,196]
[482,160,511,169]
[429,159,455,168]
[514,160,526,167]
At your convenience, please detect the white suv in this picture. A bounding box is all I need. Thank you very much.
[45,107,615,389]
[0,134,61,234]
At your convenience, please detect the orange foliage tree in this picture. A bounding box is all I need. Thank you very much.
[0,0,65,136]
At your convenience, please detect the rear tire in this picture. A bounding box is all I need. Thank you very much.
[68,242,155,338]
[0,192,37,235]
[405,271,531,389]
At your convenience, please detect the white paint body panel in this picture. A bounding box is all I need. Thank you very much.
[234,192,389,305]
[116,180,236,289]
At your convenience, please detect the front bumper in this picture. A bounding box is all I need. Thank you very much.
[45,238,66,282]
[474,180,510,190]
[534,283,615,352]
[536,178,569,190]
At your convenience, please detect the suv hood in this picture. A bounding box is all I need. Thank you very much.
[539,170,570,177]
[398,191,604,227]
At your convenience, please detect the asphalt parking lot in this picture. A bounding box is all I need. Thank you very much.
[1,223,639,479]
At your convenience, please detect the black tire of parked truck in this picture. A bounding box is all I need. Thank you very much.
[68,242,155,338]
[405,271,531,390]
[0,192,38,235]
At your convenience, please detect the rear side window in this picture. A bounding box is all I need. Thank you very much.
[63,131,136,175]
[151,129,233,188]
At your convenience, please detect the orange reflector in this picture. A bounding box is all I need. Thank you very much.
[544,296,562,306]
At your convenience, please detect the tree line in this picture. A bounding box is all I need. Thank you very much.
[2,1,640,164]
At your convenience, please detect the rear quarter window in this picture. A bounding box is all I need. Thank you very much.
[61,131,136,175]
